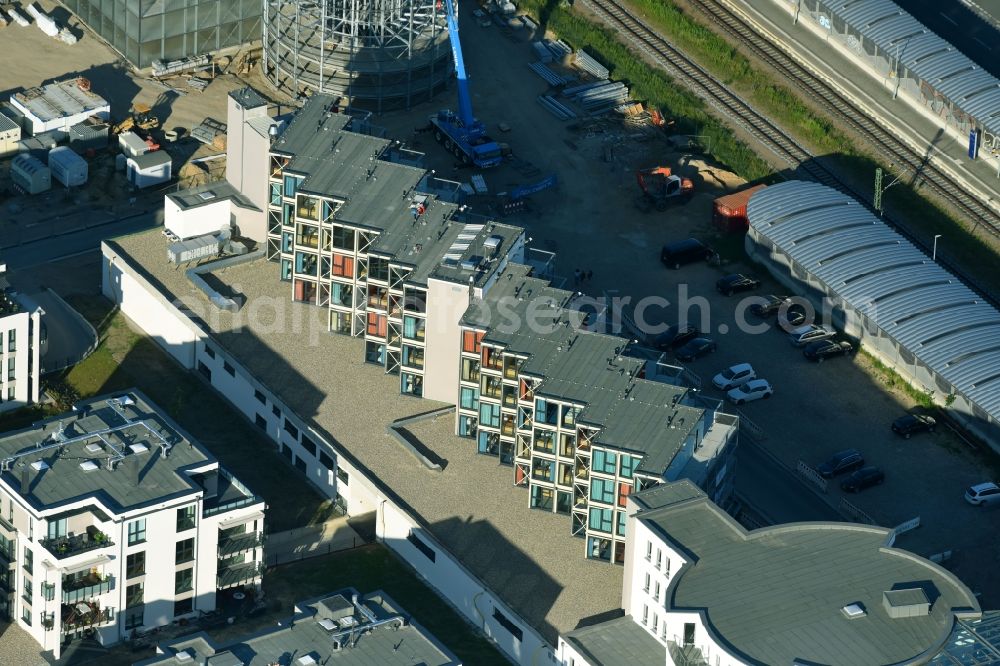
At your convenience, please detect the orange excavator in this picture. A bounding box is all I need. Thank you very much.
[636,166,694,212]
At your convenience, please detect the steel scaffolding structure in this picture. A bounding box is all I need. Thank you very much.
[262,0,453,111]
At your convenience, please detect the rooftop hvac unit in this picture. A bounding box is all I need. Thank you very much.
[128,443,149,454]
[459,259,477,271]
[483,234,502,253]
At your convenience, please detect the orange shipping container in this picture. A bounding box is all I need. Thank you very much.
[713,184,767,233]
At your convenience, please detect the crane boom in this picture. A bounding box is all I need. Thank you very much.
[443,0,475,128]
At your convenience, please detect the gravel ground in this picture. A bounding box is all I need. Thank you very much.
[107,230,623,643]
[0,622,47,665]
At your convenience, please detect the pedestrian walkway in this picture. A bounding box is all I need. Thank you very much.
[264,515,365,567]
[727,0,1000,212]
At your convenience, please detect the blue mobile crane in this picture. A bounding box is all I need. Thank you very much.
[429,0,504,168]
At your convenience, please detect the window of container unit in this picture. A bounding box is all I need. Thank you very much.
[461,358,481,383]
[296,223,319,249]
[366,313,387,338]
[280,202,294,228]
[481,346,503,370]
[175,538,195,564]
[401,345,424,369]
[330,311,352,336]
[269,182,282,206]
[367,285,388,310]
[615,510,628,537]
[617,482,632,508]
[478,402,500,429]
[330,282,353,308]
[478,430,499,455]
[369,257,390,282]
[458,415,477,438]
[295,252,317,277]
[283,175,300,198]
[562,405,581,428]
[592,449,617,475]
[588,536,612,562]
[557,462,574,486]
[462,330,484,354]
[499,440,514,466]
[332,253,355,278]
[588,506,613,534]
[388,294,403,319]
[293,279,316,304]
[534,399,560,426]
[279,259,292,282]
[402,316,425,341]
[401,372,423,397]
[556,490,572,515]
[558,432,576,457]
[297,194,320,221]
[531,457,554,482]
[499,413,515,437]
[331,225,355,250]
[590,477,615,504]
[279,231,293,254]
[481,374,502,399]
[533,429,555,454]
[403,288,426,313]
[268,210,281,235]
[530,485,554,511]
[519,378,534,402]
[619,454,639,479]
[364,341,385,366]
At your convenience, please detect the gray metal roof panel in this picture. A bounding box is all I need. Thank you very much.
[564,615,667,664]
[748,181,1000,426]
[822,0,1000,134]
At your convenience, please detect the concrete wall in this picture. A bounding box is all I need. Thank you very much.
[100,244,557,665]
[422,278,471,404]
[0,310,39,414]
[164,197,231,240]
[226,93,270,243]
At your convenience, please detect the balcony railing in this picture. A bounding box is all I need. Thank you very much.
[218,533,263,558]
[42,530,113,559]
[217,562,263,589]
[204,468,262,518]
[62,575,114,604]
[62,602,113,631]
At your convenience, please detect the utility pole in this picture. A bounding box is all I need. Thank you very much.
[932,234,942,261]
[874,166,903,217]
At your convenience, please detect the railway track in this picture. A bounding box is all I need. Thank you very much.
[578,0,1000,302]
[686,0,1000,236]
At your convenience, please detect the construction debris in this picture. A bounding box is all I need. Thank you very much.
[573,49,610,79]
[537,95,577,120]
[528,61,569,87]
[190,118,227,147]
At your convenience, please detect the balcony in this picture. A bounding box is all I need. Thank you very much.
[42,529,113,559]
[218,533,263,558]
[62,574,114,605]
[0,543,13,569]
[204,469,262,518]
[61,600,113,632]
[0,514,14,534]
[217,561,263,589]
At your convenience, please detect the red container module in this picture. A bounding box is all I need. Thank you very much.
[713,184,767,233]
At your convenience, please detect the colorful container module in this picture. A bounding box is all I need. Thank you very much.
[713,184,767,233]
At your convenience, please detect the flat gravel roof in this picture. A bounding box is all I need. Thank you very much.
[105,229,623,642]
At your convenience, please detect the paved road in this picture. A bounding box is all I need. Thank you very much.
[2,210,162,271]
[735,439,844,524]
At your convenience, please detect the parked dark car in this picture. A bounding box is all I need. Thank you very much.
[660,238,714,269]
[749,295,791,318]
[840,466,885,493]
[776,306,808,331]
[716,274,761,296]
[675,337,717,362]
[816,449,864,479]
[803,340,854,362]
[651,324,701,350]
[892,414,936,439]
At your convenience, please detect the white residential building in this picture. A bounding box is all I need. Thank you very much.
[0,265,42,414]
[558,481,982,666]
[0,391,265,660]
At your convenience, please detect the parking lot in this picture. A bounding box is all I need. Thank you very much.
[374,5,1000,606]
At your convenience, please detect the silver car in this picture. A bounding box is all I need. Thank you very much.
[788,324,836,347]
[965,482,1000,506]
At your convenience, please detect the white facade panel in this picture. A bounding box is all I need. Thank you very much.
[164,197,231,241]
